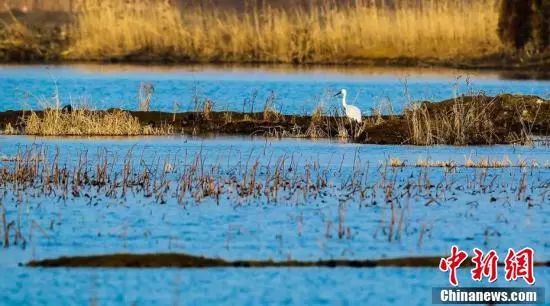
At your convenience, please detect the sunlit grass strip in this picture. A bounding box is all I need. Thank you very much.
[386,156,547,168]
[24,108,173,136]
[65,0,502,63]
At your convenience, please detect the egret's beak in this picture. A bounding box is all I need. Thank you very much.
[333,91,342,97]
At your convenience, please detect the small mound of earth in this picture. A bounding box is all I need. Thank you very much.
[0,94,548,145]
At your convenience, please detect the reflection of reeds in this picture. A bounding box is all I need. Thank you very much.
[65,0,502,63]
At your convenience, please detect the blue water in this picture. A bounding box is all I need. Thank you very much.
[0,62,549,305]
[0,136,549,305]
[1,267,547,305]
[0,64,548,114]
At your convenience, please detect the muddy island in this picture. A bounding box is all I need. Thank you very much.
[0,94,547,145]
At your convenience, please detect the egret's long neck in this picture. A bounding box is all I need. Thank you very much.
[342,92,347,108]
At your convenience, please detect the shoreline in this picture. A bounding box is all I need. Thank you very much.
[1,94,548,145]
[1,56,548,79]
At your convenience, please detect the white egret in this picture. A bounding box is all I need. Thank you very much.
[334,89,362,123]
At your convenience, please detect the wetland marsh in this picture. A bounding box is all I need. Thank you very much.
[0,64,548,305]
[1,0,549,304]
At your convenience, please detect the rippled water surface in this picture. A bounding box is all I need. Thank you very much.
[0,64,548,305]
[0,135,548,305]
[0,65,548,114]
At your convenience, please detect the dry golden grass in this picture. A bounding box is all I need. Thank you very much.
[65,0,502,63]
[387,157,405,167]
[415,158,457,168]
[0,13,44,56]
[262,92,281,121]
[2,123,16,135]
[306,104,328,138]
[24,108,172,136]
[409,156,546,168]
[202,99,214,120]
[464,156,513,168]
[405,96,497,146]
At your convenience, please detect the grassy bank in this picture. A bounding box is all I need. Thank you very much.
[1,94,547,145]
[3,0,541,67]
[65,0,501,63]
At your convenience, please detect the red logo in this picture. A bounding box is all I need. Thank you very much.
[439,245,468,286]
[439,246,535,286]
[471,248,499,283]
[504,247,535,285]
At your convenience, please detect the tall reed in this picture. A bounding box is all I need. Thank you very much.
[405,95,497,145]
[65,0,502,63]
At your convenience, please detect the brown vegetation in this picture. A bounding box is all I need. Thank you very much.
[25,252,550,268]
[0,143,547,248]
[63,0,501,64]
[5,0,544,67]
[404,94,549,145]
[497,0,549,53]
[22,107,173,136]
[0,94,547,144]
[0,10,68,61]
[0,0,548,69]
